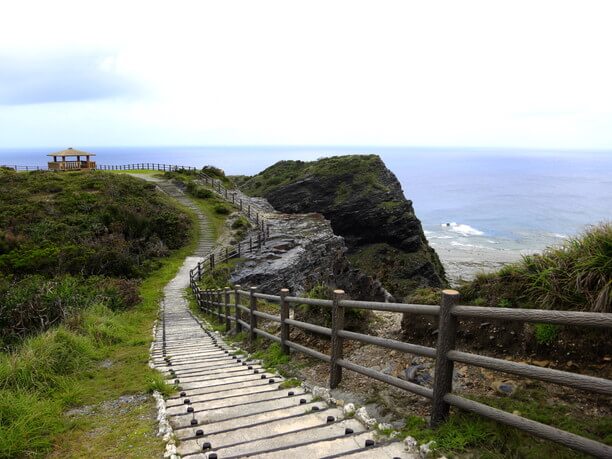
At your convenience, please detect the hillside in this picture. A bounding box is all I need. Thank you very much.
[238,154,446,298]
[0,169,192,345]
[0,169,197,457]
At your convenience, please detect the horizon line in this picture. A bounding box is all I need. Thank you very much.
[2,144,612,153]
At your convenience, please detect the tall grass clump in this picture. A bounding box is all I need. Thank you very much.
[461,223,612,312]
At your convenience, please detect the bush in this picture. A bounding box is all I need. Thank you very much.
[0,172,191,279]
[0,275,141,345]
[214,203,231,215]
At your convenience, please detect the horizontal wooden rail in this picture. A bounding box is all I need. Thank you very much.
[341,299,440,315]
[285,296,334,307]
[337,359,434,399]
[445,394,612,458]
[285,340,331,362]
[285,318,332,336]
[254,292,280,302]
[453,305,612,327]
[252,310,281,323]
[338,329,437,358]
[448,350,612,395]
[253,327,281,343]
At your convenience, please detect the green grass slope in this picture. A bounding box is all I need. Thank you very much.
[0,169,196,458]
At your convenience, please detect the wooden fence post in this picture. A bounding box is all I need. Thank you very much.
[249,287,258,350]
[238,241,241,257]
[224,287,231,331]
[197,261,201,280]
[240,199,243,210]
[210,253,215,270]
[249,237,253,252]
[234,285,242,333]
[217,289,223,324]
[431,289,461,427]
[330,289,345,388]
[248,204,251,218]
[280,288,290,355]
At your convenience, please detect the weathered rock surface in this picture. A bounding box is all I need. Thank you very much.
[230,207,390,302]
[239,155,446,297]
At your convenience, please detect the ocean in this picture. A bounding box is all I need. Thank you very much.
[2,146,611,281]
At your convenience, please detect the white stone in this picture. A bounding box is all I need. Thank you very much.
[419,440,436,458]
[404,435,418,452]
[343,403,356,415]
[355,407,377,427]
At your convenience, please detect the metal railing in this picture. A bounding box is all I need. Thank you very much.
[189,251,612,458]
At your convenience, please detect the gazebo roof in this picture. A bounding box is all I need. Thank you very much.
[47,148,95,157]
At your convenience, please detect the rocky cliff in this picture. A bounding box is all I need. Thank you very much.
[229,198,391,302]
[239,155,446,298]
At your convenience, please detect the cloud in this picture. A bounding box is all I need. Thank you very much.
[0,51,142,105]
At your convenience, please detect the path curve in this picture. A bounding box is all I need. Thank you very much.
[137,176,411,458]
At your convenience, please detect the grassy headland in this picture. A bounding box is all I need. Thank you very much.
[0,169,197,457]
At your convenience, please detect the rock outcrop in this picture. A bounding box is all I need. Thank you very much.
[239,155,446,298]
[229,200,390,302]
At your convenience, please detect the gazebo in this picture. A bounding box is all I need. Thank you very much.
[47,148,96,171]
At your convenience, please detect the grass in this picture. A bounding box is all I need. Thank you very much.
[391,384,612,458]
[239,155,389,198]
[0,174,200,458]
[460,223,612,312]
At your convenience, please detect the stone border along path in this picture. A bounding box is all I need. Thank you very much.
[139,176,414,458]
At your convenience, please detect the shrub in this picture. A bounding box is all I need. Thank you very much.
[214,203,231,215]
[460,223,612,312]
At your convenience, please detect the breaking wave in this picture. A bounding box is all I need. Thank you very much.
[441,222,484,236]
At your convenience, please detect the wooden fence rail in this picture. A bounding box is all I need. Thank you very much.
[190,250,612,458]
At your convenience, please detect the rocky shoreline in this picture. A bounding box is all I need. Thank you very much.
[431,240,525,285]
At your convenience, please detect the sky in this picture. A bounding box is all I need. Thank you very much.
[1,1,611,149]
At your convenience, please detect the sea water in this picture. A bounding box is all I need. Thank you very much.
[2,146,611,279]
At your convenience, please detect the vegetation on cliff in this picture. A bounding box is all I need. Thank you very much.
[403,223,612,360]
[238,155,446,299]
[461,223,612,313]
[0,169,196,457]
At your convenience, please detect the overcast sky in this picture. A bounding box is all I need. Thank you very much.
[1,1,611,149]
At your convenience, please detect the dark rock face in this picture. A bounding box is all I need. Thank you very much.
[240,155,447,297]
[229,209,390,302]
[265,164,418,251]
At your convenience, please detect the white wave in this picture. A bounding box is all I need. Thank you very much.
[553,233,568,239]
[450,241,485,249]
[441,222,484,236]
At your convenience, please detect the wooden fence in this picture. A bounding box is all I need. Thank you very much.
[186,171,612,458]
[8,162,611,456]
[96,163,199,172]
[0,165,45,171]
